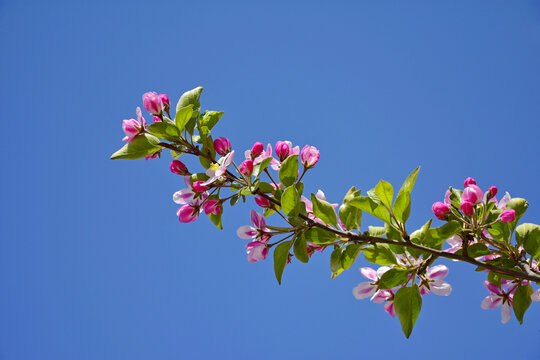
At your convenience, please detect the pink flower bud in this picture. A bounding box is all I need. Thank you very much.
[432,201,450,220]
[462,185,483,204]
[122,119,141,142]
[499,209,516,223]
[460,201,474,216]
[214,137,232,156]
[251,142,264,159]
[192,181,209,193]
[142,92,163,116]
[487,186,498,199]
[170,160,189,175]
[153,116,162,123]
[159,93,170,113]
[246,241,269,263]
[239,160,254,177]
[275,141,290,162]
[255,195,271,208]
[202,199,221,215]
[464,177,477,187]
[301,145,320,168]
[177,204,199,223]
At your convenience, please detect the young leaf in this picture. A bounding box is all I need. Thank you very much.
[363,244,397,265]
[341,244,363,270]
[397,166,420,197]
[394,285,422,338]
[338,203,362,231]
[330,247,344,278]
[253,157,273,177]
[515,223,540,246]
[378,268,409,289]
[425,220,461,248]
[175,104,194,132]
[282,185,300,217]
[311,193,338,226]
[208,212,223,230]
[199,111,224,131]
[393,191,411,224]
[348,196,391,224]
[147,122,180,142]
[278,155,299,186]
[374,180,394,209]
[466,243,490,258]
[303,228,337,244]
[274,240,293,285]
[176,86,203,112]
[293,234,309,263]
[513,285,533,325]
[368,226,386,237]
[110,134,162,160]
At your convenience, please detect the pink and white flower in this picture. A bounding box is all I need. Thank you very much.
[480,281,514,324]
[173,176,208,205]
[245,241,269,263]
[237,210,270,242]
[419,265,452,296]
[300,145,320,168]
[270,141,300,171]
[142,91,163,116]
[203,151,235,186]
[122,107,147,142]
[352,266,391,300]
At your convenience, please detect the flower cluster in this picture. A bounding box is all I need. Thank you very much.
[112,87,540,337]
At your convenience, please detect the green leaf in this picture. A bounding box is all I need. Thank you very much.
[146,122,180,142]
[311,193,338,226]
[176,86,203,112]
[397,166,420,197]
[190,172,210,183]
[256,182,275,194]
[199,155,212,169]
[303,228,337,244]
[425,220,461,248]
[293,234,309,263]
[394,285,422,338]
[273,240,293,285]
[278,155,299,186]
[487,222,510,242]
[208,212,223,230]
[467,243,491,258]
[393,191,411,224]
[338,203,362,231]
[378,268,409,289]
[515,223,540,246]
[282,186,300,217]
[253,157,273,178]
[110,133,162,160]
[348,196,391,224]
[341,244,363,270]
[368,226,387,237]
[364,244,397,265]
[175,104,194,132]
[200,111,224,131]
[374,180,394,209]
[513,285,533,325]
[330,247,344,278]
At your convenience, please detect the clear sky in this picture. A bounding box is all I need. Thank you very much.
[1,1,539,359]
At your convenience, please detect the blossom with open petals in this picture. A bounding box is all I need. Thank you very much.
[122,107,147,142]
[419,265,452,296]
[480,281,514,324]
[237,210,270,242]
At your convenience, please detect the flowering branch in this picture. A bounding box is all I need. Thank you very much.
[111,87,540,338]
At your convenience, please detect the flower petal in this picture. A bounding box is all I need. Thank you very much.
[173,189,195,204]
[359,267,378,281]
[352,282,377,300]
[431,282,452,296]
[481,295,502,309]
[237,225,256,239]
[427,265,449,281]
[501,302,512,324]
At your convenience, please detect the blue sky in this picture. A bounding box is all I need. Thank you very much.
[1,1,540,359]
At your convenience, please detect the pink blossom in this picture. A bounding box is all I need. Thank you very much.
[246,241,269,263]
[159,93,170,113]
[255,195,271,208]
[487,186,498,198]
[237,210,270,242]
[271,141,299,170]
[202,199,221,215]
[462,185,483,205]
[419,265,452,296]
[464,177,477,187]
[444,189,452,208]
[498,192,511,209]
[122,107,147,142]
[153,116,162,123]
[352,266,390,300]
[301,145,320,169]
[432,201,450,220]
[203,151,235,186]
[245,143,274,165]
[460,201,474,216]
[177,204,200,223]
[251,142,264,159]
[239,159,253,177]
[142,91,163,116]
[480,281,514,324]
[193,181,210,192]
[170,160,189,175]
[499,209,516,223]
[173,176,208,205]
[214,137,232,156]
